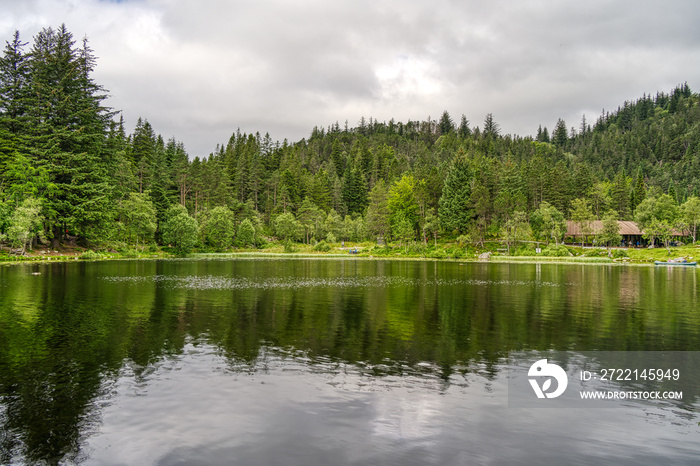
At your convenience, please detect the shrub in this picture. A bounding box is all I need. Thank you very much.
[582,248,609,257]
[428,248,447,259]
[541,244,571,257]
[313,240,331,252]
[512,243,536,256]
[79,250,102,260]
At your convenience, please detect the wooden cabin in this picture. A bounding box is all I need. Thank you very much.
[565,220,685,247]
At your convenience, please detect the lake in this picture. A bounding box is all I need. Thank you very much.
[0,259,698,465]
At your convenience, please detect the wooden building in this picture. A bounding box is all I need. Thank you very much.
[565,220,684,247]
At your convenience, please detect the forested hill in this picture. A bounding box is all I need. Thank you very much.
[1,25,699,251]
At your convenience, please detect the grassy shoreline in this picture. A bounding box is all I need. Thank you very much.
[2,241,698,266]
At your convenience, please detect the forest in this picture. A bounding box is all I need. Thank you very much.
[1,25,700,255]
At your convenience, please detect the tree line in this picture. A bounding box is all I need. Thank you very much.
[1,25,700,254]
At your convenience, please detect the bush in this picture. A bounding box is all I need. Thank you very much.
[512,243,536,256]
[428,248,447,259]
[313,240,331,252]
[79,250,102,260]
[283,240,296,253]
[409,242,427,255]
[541,244,572,257]
[582,248,609,257]
[612,248,629,258]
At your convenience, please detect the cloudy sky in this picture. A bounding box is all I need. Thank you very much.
[2,0,698,157]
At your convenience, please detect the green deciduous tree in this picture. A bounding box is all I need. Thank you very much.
[236,218,255,248]
[393,212,414,252]
[6,197,44,253]
[502,210,531,254]
[161,204,199,254]
[530,201,566,245]
[388,174,419,238]
[274,212,300,242]
[570,198,594,247]
[680,196,700,243]
[120,192,157,248]
[297,197,323,243]
[634,194,679,250]
[200,205,235,250]
[599,210,621,254]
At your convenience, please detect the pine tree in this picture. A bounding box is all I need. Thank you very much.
[668,180,678,205]
[365,179,390,241]
[483,113,500,138]
[0,30,30,135]
[25,25,115,244]
[341,161,367,215]
[131,118,156,193]
[438,151,474,233]
[438,110,454,135]
[458,114,471,138]
[553,118,568,147]
[630,168,646,213]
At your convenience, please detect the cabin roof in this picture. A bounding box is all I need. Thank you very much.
[566,220,684,237]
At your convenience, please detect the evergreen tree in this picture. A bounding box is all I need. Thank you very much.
[483,113,500,138]
[341,161,367,215]
[630,168,646,213]
[438,110,454,135]
[610,171,630,219]
[25,25,115,244]
[438,151,474,234]
[458,114,471,138]
[365,180,390,241]
[0,30,30,135]
[553,118,568,147]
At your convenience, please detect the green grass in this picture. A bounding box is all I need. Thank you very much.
[4,240,699,266]
[626,245,700,263]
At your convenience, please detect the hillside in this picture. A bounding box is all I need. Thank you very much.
[1,25,699,252]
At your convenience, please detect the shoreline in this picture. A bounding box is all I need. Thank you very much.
[0,249,687,267]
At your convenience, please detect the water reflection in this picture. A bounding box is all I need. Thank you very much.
[0,259,699,464]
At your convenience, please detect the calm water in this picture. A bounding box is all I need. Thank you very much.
[0,259,699,465]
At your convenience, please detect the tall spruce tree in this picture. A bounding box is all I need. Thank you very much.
[26,25,114,244]
[438,150,474,233]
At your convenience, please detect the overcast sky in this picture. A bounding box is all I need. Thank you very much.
[2,0,699,157]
